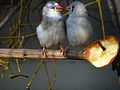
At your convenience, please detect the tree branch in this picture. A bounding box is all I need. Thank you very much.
[0,48,85,60]
[0,5,20,29]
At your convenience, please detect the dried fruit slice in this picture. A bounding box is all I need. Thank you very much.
[84,36,119,68]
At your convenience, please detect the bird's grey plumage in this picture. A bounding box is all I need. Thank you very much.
[36,1,65,48]
[66,1,93,47]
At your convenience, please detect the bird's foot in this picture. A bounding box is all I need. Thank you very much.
[42,47,47,57]
[58,44,65,55]
[64,45,71,55]
[81,45,87,54]
[60,47,65,53]
[59,46,65,56]
[81,49,85,54]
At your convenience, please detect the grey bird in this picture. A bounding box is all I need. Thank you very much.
[65,1,93,50]
[36,1,65,56]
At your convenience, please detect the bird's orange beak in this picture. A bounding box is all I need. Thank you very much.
[65,6,70,11]
[56,5,63,12]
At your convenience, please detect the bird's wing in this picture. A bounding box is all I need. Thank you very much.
[36,25,46,47]
[36,25,43,37]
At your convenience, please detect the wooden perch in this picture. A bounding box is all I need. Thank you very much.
[0,36,119,68]
[0,48,85,60]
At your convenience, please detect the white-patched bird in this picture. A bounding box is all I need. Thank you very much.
[36,1,65,56]
[66,1,93,50]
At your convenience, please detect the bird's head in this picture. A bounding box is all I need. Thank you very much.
[66,1,87,17]
[42,1,63,18]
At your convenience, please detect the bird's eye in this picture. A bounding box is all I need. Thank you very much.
[51,7,55,9]
[71,6,75,12]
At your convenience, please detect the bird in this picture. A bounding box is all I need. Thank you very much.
[65,1,93,51]
[36,1,65,56]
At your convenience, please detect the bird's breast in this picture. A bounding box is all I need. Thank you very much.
[66,17,93,46]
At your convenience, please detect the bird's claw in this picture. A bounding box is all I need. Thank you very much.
[60,47,65,53]
[42,47,47,57]
[64,48,70,55]
[81,49,85,54]
[42,51,46,56]
[63,45,71,55]
[59,44,65,55]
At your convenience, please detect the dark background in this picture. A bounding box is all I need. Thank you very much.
[0,0,120,90]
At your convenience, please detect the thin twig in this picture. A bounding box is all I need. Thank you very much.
[0,4,20,29]
[26,59,44,90]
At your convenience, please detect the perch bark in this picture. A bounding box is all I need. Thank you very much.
[0,48,85,60]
